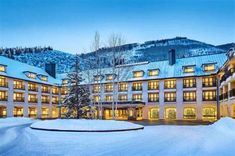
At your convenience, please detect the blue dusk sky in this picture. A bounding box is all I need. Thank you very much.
[0,0,235,54]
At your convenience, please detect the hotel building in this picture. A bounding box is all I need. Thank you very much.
[1,46,235,121]
[0,56,68,118]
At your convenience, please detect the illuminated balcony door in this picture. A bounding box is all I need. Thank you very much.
[149,107,159,120]
[183,107,196,120]
[202,107,217,121]
[165,107,176,120]
[28,107,37,118]
[13,107,23,117]
[233,105,235,118]
[52,107,59,118]
[104,109,112,119]
[0,106,7,117]
[42,107,49,118]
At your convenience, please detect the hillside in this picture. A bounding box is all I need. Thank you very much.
[1,37,231,73]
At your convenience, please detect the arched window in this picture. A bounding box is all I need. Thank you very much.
[183,107,196,119]
[149,107,159,120]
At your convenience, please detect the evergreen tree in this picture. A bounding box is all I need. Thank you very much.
[62,54,91,119]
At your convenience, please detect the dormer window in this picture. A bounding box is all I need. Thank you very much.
[133,71,144,78]
[38,74,48,82]
[0,64,6,72]
[203,63,215,72]
[94,75,103,81]
[183,65,195,73]
[62,79,69,85]
[24,71,37,79]
[106,74,116,81]
[148,69,159,76]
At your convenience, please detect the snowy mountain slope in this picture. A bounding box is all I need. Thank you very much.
[14,50,75,74]
[1,37,230,73]
[80,37,227,69]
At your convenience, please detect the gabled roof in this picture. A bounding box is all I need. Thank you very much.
[0,56,62,85]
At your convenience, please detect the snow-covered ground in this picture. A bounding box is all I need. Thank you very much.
[30,119,144,131]
[1,117,235,156]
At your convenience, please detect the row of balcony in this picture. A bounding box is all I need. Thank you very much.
[219,88,235,101]
[220,68,235,84]
[0,97,58,104]
[99,96,217,103]
[93,83,217,93]
[0,83,60,94]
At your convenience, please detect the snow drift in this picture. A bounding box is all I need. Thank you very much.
[30,119,144,132]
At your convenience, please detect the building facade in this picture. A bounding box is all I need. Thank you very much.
[1,46,235,121]
[0,56,68,118]
[85,51,230,121]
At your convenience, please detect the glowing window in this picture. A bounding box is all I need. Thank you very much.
[183,66,195,73]
[133,71,144,78]
[204,64,215,72]
[0,65,6,72]
[148,69,159,76]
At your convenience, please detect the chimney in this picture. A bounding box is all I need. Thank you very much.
[45,63,56,78]
[168,49,176,65]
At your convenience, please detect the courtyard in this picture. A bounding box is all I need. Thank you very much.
[0,117,235,156]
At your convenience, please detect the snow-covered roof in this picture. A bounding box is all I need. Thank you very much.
[81,53,228,84]
[0,56,62,85]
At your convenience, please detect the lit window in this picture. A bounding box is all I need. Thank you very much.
[118,83,128,92]
[202,77,216,87]
[92,85,100,93]
[148,69,159,76]
[183,107,196,119]
[28,83,37,91]
[132,94,142,101]
[28,94,37,103]
[106,74,115,81]
[132,82,142,91]
[38,74,48,81]
[42,95,50,103]
[148,81,159,90]
[164,92,176,102]
[94,75,102,81]
[52,87,59,94]
[165,107,176,120]
[52,96,58,104]
[148,93,159,102]
[203,90,216,101]
[0,65,6,72]
[42,85,49,93]
[183,78,196,88]
[24,72,37,79]
[183,66,195,73]
[0,91,8,101]
[133,71,144,78]
[202,107,216,121]
[105,84,113,92]
[0,76,7,87]
[164,80,176,89]
[13,80,24,90]
[62,79,69,85]
[204,64,215,72]
[105,95,113,102]
[118,94,127,101]
[93,95,100,102]
[13,92,24,102]
[183,91,196,101]
[149,107,159,120]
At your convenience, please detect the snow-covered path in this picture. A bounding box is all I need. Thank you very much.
[1,118,235,156]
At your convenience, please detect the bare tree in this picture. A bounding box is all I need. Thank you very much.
[91,31,103,119]
[108,33,126,119]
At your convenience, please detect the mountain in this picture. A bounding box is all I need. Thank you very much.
[79,37,228,69]
[216,43,235,51]
[0,37,231,73]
